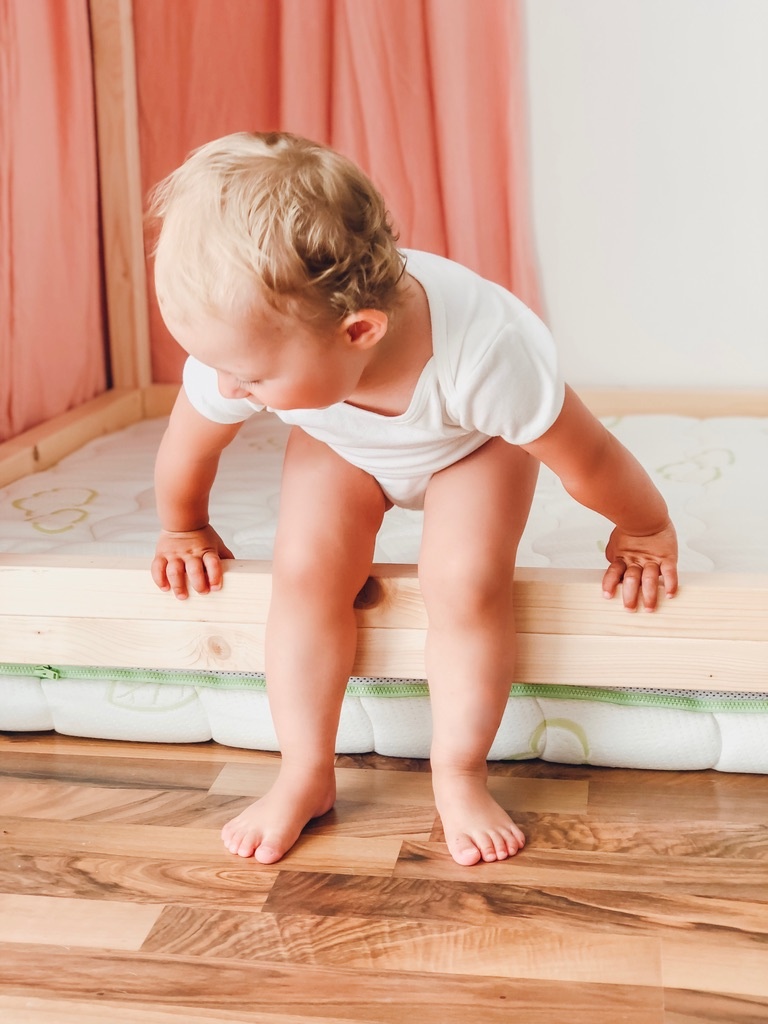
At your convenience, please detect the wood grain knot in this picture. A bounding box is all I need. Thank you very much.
[206,635,231,659]
[354,576,382,610]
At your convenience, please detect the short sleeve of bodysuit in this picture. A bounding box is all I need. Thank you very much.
[182,356,262,424]
[446,307,564,444]
[407,250,564,445]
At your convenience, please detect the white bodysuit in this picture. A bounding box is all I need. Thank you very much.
[182,250,565,509]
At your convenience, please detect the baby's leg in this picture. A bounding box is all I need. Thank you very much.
[419,437,539,866]
[222,428,388,863]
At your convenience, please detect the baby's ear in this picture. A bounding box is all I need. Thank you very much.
[343,309,388,349]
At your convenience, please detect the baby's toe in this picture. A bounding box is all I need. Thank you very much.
[495,827,524,858]
[236,833,260,858]
[220,825,238,853]
[221,823,256,857]
[475,834,503,863]
[450,833,483,866]
[253,837,285,864]
[488,831,513,861]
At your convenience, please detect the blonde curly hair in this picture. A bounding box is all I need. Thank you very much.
[149,131,405,327]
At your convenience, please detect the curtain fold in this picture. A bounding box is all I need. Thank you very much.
[133,0,282,383]
[133,0,542,382]
[0,0,105,442]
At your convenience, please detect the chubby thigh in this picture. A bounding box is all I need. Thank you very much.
[271,426,391,602]
[419,436,540,619]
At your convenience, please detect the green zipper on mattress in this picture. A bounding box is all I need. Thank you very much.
[0,662,427,698]
[0,662,271,690]
[508,682,768,714]
[2,662,768,713]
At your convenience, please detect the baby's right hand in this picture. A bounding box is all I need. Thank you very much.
[151,525,235,600]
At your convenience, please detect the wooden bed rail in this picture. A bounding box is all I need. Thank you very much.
[1,556,766,693]
[1,384,765,491]
[0,385,180,490]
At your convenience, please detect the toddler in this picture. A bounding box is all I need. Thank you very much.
[150,131,678,867]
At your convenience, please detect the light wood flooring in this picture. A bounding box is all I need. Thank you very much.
[0,731,766,1023]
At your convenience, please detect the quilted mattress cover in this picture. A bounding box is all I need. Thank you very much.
[1,412,767,772]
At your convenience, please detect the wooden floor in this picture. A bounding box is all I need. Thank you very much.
[0,733,766,1023]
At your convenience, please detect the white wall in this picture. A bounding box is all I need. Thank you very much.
[524,0,768,389]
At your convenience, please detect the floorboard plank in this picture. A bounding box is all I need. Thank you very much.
[0,733,282,767]
[662,934,768,999]
[663,988,768,1024]
[1,818,403,876]
[140,905,663,986]
[263,871,768,937]
[480,810,768,858]
[0,996,356,1024]
[393,843,768,898]
[0,995,368,1024]
[587,775,768,825]
[0,777,207,821]
[0,750,224,791]
[0,946,665,1023]
[0,894,162,949]
[0,851,276,910]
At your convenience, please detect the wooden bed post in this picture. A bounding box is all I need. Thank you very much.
[88,0,152,392]
[0,0,155,486]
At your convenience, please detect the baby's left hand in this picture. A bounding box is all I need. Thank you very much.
[602,520,679,611]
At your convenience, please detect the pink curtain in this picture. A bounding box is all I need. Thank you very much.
[0,0,105,442]
[281,0,542,310]
[133,0,542,383]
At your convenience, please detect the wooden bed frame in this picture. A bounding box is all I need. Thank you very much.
[1,0,766,696]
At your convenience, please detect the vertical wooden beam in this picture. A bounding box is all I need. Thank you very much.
[89,0,152,390]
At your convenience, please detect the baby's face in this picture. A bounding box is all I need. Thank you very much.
[165,298,371,412]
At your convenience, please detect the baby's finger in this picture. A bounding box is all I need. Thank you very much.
[621,565,643,611]
[602,560,626,599]
[150,555,171,592]
[662,562,679,599]
[165,557,191,600]
[641,562,662,612]
[185,556,214,595]
[202,550,225,591]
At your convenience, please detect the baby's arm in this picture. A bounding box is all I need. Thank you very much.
[523,386,678,610]
[152,388,244,600]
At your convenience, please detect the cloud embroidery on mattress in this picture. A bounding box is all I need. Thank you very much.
[107,680,200,713]
[12,487,98,533]
[529,718,591,762]
[657,448,735,485]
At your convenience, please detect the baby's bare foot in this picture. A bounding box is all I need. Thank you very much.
[432,769,525,866]
[221,764,336,864]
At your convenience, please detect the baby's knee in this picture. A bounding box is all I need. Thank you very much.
[273,541,369,607]
[272,541,327,595]
[419,554,515,622]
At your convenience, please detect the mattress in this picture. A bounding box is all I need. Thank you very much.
[2,411,767,772]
